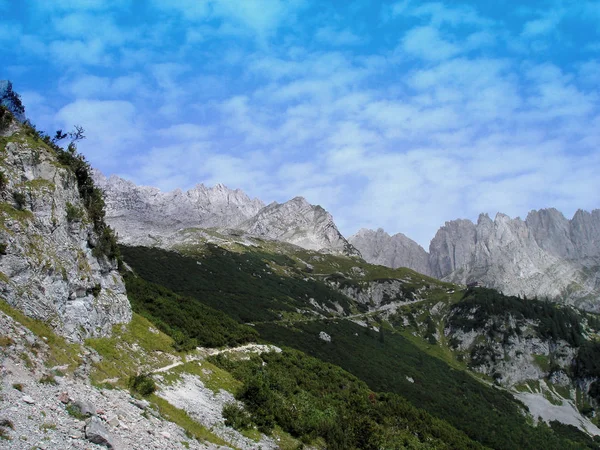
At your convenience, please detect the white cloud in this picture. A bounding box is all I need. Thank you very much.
[401,26,460,61]
[49,39,111,66]
[521,9,565,37]
[315,26,363,46]
[55,100,144,169]
[31,0,131,12]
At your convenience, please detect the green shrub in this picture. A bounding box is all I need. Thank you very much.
[65,403,87,420]
[0,243,7,255]
[89,283,101,298]
[0,172,7,190]
[128,373,156,397]
[0,106,11,132]
[12,191,26,210]
[65,202,84,222]
[222,403,253,430]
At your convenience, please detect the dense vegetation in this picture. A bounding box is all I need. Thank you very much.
[121,245,600,449]
[255,319,593,450]
[123,272,258,349]
[120,245,359,323]
[211,348,486,450]
[450,288,586,347]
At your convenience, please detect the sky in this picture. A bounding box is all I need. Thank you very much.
[1,0,599,248]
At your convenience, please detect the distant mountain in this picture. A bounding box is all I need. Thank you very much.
[349,228,430,275]
[429,209,600,310]
[239,196,360,256]
[357,209,600,311]
[94,173,359,256]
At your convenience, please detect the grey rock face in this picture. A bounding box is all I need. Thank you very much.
[85,416,114,448]
[0,122,131,342]
[429,211,600,310]
[0,80,26,123]
[349,228,430,274]
[239,197,360,256]
[94,172,265,245]
[355,208,600,309]
[96,174,359,256]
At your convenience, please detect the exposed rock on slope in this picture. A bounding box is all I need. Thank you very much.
[96,174,359,256]
[0,111,130,341]
[94,172,265,246]
[238,197,360,255]
[349,228,430,274]
[357,209,600,310]
[430,211,600,310]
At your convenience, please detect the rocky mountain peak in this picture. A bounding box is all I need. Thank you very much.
[349,227,430,275]
[238,196,360,256]
[95,174,358,255]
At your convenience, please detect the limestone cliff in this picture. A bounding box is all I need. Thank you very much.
[238,197,360,256]
[349,228,430,274]
[0,100,130,342]
[429,211,600,310]
[93,172,265,246]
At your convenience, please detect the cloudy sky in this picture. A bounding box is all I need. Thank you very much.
[1,0,599,247]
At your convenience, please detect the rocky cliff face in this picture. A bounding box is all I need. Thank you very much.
[0,108,130,341]
[239,197,360,255]
[356,209,600,310]
[429,211,600,310]
[349,228,430,274]
[96,174,359,256]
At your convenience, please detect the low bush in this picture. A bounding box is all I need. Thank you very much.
[128,373,156,397]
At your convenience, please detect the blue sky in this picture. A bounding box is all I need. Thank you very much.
[1,0,599,247]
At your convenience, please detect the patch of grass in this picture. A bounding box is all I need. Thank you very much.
[167,360,242,394]
[149,395,229,447]
[0,299,81,372]
[0,335,13,347]
[85,314,175,386]
[40,422,56,432]
[533,354,550,372]
[39,373,57,385]
[12,383,23,391]
[65,403,87,420]
[0,202,34,225]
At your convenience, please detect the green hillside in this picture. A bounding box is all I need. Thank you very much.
[120,242,600,449]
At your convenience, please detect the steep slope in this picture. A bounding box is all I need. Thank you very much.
[429,211,600,310]
[120,241,600,449]
[238,196,359,255]
[349,227,430,274]
[0,100,130,341]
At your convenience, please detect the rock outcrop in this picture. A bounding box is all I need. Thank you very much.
[349,228,430,274]
[355,209,600,310]
[0,102,131,341]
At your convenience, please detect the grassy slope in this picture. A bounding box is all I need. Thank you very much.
[120,243,599,449]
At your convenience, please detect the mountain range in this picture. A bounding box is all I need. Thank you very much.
[96,172,600,311]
